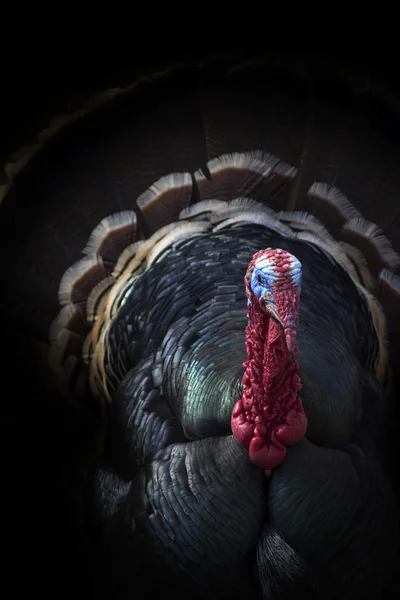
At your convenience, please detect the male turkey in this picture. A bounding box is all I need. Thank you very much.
[2,54,400,599]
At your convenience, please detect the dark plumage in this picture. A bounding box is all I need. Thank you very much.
[48,150,399,599]
[1,54,400,600]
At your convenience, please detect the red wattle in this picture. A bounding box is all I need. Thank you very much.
[231,400,254,448]
[232,249,308,473]
[275,406,308,445]
[232,399,306,469]
[249,436,287,470]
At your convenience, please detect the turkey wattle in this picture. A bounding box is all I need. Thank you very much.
[47,146,400,599]
[232,248,307,471]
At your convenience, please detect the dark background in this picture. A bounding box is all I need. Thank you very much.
[1,42,399,598]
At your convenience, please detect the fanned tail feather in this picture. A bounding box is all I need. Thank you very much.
[82,211,138,265]
[304,182,362,238]
[48,150,400,403]
[194,151,297,209]
[137,172,193,234]
[341,217,400,274]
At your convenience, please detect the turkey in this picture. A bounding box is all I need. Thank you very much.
[1,53,400,599]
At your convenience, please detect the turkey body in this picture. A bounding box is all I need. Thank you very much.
[85,213,397,600]
[1,54,400,600]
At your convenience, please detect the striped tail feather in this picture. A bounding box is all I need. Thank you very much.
[48,150,400,405]
[194,152,297,208]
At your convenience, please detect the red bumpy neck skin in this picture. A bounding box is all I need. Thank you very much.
[231,250,308,473]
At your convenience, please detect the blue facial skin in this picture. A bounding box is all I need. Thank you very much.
[250,267,277,302]
[248,263,302,327]
[248,267,276,325]
[250,264,302,300]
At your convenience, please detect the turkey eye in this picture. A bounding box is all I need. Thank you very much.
[257,275,263,285]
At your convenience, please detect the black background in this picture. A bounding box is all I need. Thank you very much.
[2,39,400,598]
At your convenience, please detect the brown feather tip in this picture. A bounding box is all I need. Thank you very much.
[377,269,400,331]
[212,210,293,237]
[340,242,375,291]
[49,304,91,397]
[362,290,389,384]
[82,211,137,264]
[112,241,145,278]
[277,211,335,242]
[86,276,116,323]
[210,197,293,237]
[136,173,192,235]
[194,151,297,208]
[58,255,109,307]
[212,197,275,217]
[305,182,362,238]
[340,217,400,274]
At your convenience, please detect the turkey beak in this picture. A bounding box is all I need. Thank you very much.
[263,299,283,327]
[264,291,299,354]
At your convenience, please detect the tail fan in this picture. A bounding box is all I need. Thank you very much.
[0,55,399,404]
[45,150,400,403]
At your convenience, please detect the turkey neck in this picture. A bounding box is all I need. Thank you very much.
[244,299,302,435]
[231,297,307,472]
